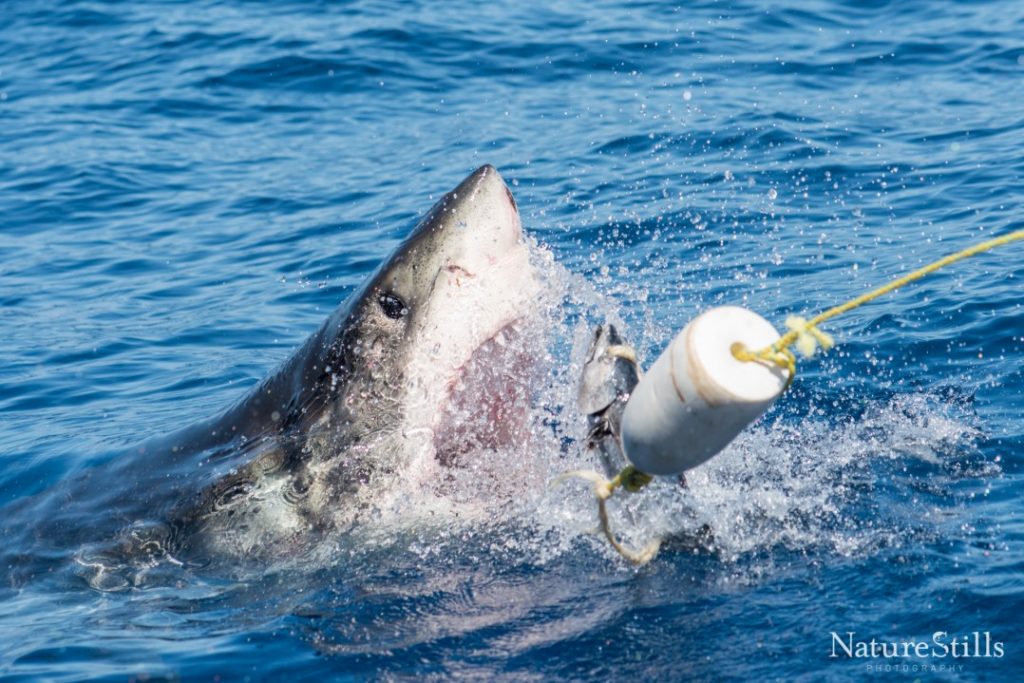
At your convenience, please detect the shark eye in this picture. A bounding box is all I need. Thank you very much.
[378,293,407,320]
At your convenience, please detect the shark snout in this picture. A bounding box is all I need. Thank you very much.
[457,164,522,247]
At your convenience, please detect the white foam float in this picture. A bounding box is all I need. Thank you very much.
[620,306,789,476]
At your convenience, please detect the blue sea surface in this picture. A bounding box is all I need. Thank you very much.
[2,0,1023,680]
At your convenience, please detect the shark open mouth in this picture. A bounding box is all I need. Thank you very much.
[432,320,536,467]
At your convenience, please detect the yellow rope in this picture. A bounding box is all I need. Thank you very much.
[733,230,1024,372]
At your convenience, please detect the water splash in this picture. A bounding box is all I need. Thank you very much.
[322,241,994,581]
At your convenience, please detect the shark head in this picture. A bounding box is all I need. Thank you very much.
[276,165,540,491]
[356,164,536,444]
[30,166,544,568]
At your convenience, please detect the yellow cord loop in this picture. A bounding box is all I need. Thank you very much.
[730,341,797,389]
[554,465,659,565]
[735,230,1024,377]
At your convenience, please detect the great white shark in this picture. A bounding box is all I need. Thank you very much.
[3,165,541,578]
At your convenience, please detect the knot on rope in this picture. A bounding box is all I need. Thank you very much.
[614,465,653,493]
[783,315,835,358]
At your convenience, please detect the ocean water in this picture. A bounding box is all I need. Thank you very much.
[2,0,1022,680]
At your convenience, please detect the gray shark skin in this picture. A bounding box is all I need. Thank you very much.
[2,166,538,580]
